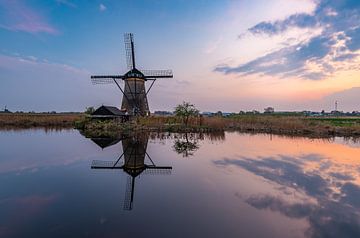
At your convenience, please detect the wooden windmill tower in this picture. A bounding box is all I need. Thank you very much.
[91,134,172,210]
[91,33,173,116]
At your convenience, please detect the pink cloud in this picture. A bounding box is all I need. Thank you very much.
[0,0,58,34]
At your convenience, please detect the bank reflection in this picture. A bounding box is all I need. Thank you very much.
[90,133,172,210]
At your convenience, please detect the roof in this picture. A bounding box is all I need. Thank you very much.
[92,105,126,116]
[124,68,144,79]
[90,137,122,149]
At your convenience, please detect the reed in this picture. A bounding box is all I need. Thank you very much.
[135,115,360,136]
[2,113,360,138]
[0,113,84,129]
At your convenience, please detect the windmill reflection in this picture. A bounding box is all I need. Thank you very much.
[90,133,172,210]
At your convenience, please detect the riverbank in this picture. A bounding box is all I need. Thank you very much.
[76,115,360,138]
[0,113,84,129]
[1,113,360,138]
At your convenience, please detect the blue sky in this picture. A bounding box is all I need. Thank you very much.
[0,0,359,112]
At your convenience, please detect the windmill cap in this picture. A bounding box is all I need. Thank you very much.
[124,68,144,79]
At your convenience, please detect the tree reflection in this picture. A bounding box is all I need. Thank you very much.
[173,133,200,157]
[171,131,225,157]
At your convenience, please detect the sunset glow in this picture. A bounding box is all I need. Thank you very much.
[0,0,359,112]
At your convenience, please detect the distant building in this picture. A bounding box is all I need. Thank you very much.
[246,110,260,114]
[215,111,223,117]
[201,112,214,117]
[264,107,274,114]
[200,111,236,117]
[0,106,11,114]
[331,110,343,116]
[222,112,234,117]
[91,105,129,122]
[153,111,173,116]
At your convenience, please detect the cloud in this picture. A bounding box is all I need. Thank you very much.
[215,35,332,80]
[99,3,107,12]
[0,0,58,34]
[56,0,77,8]
[246,13,318,36]
[216,0,360,80]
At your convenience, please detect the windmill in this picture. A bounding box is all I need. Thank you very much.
[91,134,172,210]
[91,33,173,116]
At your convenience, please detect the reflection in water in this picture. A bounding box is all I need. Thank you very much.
[171,131,225,157]
[1,130,360,237]
[173,133,199,157]
[214,153,360,237]
[90,133,172,210]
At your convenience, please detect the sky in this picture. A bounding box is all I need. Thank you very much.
[0,0,359,112]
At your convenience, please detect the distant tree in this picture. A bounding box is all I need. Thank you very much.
[174,102,199,127]
[216,111,223,117]
[85,106,95,115]
[264,107,274,114]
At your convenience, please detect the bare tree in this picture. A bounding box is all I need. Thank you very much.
[174,102,199,127]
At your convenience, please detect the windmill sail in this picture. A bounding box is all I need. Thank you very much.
[124,33,135,70]
[142,70,173,79]
[91,76,125,85]
[123,176,135,210]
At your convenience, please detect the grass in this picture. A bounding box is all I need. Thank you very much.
[308,117,360,127]
[0,113,84,129]
[205,115,360,136]
[1,113,360,138]
[77,114,360,138]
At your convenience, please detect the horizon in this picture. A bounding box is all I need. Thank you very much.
[1,0,360,112]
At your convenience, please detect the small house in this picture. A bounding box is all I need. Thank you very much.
[91,105,129,122]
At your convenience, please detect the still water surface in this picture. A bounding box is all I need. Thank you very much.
[0,129,360,238]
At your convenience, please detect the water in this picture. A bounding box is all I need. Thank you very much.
[0,129,360,238]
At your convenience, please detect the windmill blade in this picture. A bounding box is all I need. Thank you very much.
[91,78,114,85]
[91,75,125,84]
[91,160,124,169]
[143,166,172,175]
[123,176,134,210]
[124,33,135,70]
[142,70,173,79]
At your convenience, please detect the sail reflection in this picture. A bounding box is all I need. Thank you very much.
[89,133,172,210]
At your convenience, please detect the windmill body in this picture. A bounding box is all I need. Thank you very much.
[91,33,173,116]
[121,70,149,115]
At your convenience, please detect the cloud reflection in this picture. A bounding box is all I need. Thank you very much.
[214,153,360,237]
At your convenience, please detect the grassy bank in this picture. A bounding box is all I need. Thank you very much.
[77,115,360,138]
[0,113,84,129]
[1,113,359,138]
